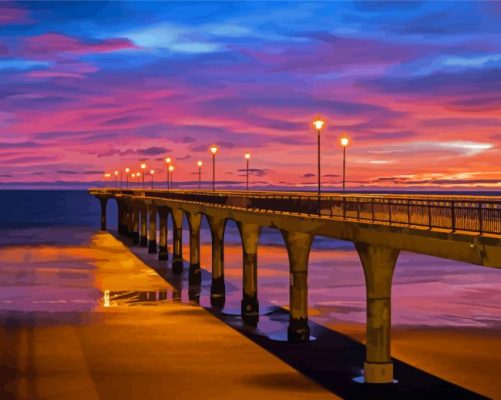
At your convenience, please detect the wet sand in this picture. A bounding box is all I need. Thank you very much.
[0,233,337,399]
[324,322,501,399]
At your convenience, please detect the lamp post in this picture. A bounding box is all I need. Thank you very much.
[340,135,350,192]
[114,170,118,188]
[168,165,174,189]
[313,118,325,195]
[125,168,130,188]
[150,169,155,189]
[210,145,218,192]
[244,153,250,191]
[197,161,202,189]
[104,173,110,187]
[140,163,146,189]
[131,173,135,188]
[165,157,172,190]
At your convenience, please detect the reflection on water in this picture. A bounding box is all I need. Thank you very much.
[1,226,501,331]
[103,289,171,307]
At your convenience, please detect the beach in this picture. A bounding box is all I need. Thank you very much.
[0,232,337,399]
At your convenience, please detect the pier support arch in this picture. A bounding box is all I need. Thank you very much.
[148,206,157,254]
[158,207,169,261]
[99,197,108,231]
[171,209,184,274]
[188,212,202,304]
[282,230,313,343]
[140,204,148,247]
[355,242,400,384]
[207,215,226,308]
[132,205,140,244]
[237,222,261,326]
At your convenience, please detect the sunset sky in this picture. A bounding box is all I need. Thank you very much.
[1,1,500,189]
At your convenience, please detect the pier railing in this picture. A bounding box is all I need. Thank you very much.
[114,190,501,235]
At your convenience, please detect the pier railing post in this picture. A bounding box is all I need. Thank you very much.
[355,242,400,384]
[172,209,184,274]
[148,206,157,253]
[188,212,202,303]
[282,230,313,343]
[158,208,169,261]
[140,205,148,247]
[238,222,261,326]
[208,215,226,308]
[99,197,108,231]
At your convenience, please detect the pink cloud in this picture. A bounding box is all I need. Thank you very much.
[0,6,30,25]
[22,32,138,58]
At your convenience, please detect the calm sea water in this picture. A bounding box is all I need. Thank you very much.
[1,190,501,329]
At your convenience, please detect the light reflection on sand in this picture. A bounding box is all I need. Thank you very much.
[0,231,173,314]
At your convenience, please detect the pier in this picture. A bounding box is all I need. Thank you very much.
[91,188,501,384]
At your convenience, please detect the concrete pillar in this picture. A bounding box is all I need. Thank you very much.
[122,203,130,237]
[171,209,184,274]
[282,230,313,343]
[140,206,147,247]
[128,205,134,238]
[117,200,124,234]
[208,215,226,308]
[355,242,400,384]
[188,213,202,304]
[99,197,108,231]
[148,206,157,254]
[158,208,169,261]
[238,222,261,326]
[132,207,139,245]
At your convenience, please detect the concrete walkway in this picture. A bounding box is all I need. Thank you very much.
[0,232,337,399]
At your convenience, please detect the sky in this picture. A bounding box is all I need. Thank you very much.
[0,0,500,190]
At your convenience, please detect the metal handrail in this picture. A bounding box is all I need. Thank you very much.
[94,188,501,235]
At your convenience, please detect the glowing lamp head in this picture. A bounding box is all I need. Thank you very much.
[165,157,172,164]
[131,173,135,178]
[245,153,251,160]
[197,161,203,167]
[150,169,154,175]
[210,145,218,155]
[313,118,325,131]
[114,170,118,176]
[168,165,174,172]
[340,136,350,147]
[125,167,130,173]
[140,163,146,170]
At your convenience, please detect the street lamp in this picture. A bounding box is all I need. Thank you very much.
[140,163,146,189]
[313,118,325,195]
[340,135,350,192]
[210,144,218,192]
[165,157,172,190]
[168,165,174,190]
[244,153,251,191]
[125,168,130,188]
[197,161,202,189]
[114,170,118,188]
[150,169,155,189]
[104,172,110,187]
